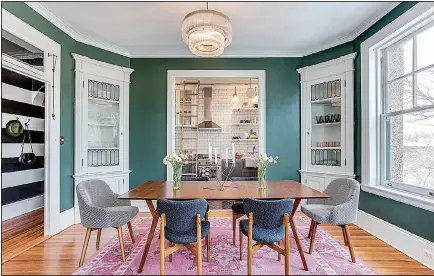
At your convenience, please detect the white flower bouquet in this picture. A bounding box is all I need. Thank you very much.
[163,153,188,189]
[249,153,279,188]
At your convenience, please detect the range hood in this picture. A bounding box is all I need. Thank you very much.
[198,87,221,129]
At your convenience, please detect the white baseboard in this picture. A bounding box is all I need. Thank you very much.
[2,195,44,221]
[131,200,156,212]
[55,208,75,234]
[356,209,434,270]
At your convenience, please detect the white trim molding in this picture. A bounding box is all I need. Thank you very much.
[361,2,434,209]
[2,8,62,236]
[356,210,434,270]
[25,2,399,58]
[166,70,266,180]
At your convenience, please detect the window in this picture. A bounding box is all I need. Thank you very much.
[380,23,434,197]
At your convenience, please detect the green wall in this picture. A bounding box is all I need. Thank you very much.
[2,2,130,212]
[129,58,302,188]
[301,2,434,242]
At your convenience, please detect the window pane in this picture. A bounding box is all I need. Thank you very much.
[416,25,434,70]
[387,39,412,80]
[386,110,434,190]
[416,68,434,107]
[1,30,44,72]
[387,76,413,112]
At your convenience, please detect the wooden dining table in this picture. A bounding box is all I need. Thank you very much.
[118,180,329,273]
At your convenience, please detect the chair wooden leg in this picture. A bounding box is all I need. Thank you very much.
[277,241,281,261]
[96,229,102,249]
[79,228,92,267]
[341,226,348,246]
[239,227,243,260]
[205,212,210,262]
[169,242,173,262]
[344,225,356,263]
[196,214,202,275]
[233,212,237,245]
[127,221,135,244]
[117,227,126,262]
[247,212,253,276]
[308,220,314,238]
[284,214,290,276]
[309,222,318,254]
[160,214,166,275]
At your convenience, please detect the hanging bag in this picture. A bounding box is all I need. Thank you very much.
[18,122,37,165]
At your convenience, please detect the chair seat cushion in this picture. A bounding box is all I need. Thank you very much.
[239,219,284,243]
[232,202,245,214]
[301,204,334,224]
[104,206,139,227]
[165,221,210,244]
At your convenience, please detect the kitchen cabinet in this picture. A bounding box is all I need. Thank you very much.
[297,53,356,189]
[72,54,133,223]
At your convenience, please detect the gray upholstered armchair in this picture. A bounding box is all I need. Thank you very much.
[301,178,360,262]
[76,179,139,266]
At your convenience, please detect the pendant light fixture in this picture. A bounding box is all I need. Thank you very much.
[232,86,240,102]
[182,2,232,57]
[252,87,258,103]
[246,79,255,98]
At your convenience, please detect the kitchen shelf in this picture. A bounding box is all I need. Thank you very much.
[233,123,258,126]
[310,147,341,150]
[176,125,197,128]
[88,97,120,104]
[180,114,198,117]
[312,122,341,127]
[180,101,192,104]
[311,97,341,104]
[233,138,259,141]
[88,123,117,127]
[88,147,120,150]
[182,104,199,107]
[233,107,258,110]
[184,93,199,96]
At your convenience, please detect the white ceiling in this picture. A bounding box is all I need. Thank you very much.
[29,2,399,58]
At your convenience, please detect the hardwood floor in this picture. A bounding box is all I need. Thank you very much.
[1,212,433,275]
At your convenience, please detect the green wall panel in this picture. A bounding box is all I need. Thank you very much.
[2,2,130,212]
[129,58,302,189]
[300,2,434,242]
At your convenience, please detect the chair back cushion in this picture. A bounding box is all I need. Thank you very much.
[232,177,259,181]
[76,179,116,209]
[243,198,294,229]
[324,178,360,206]
[157,199,208,232]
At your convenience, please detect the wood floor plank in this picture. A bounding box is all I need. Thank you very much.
[1,212,433,275]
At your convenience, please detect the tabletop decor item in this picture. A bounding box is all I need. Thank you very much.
[249,153,278,189]
[163,153,188,189]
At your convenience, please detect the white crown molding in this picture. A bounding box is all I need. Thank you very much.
[301,2,401,57]
[297,52,357,73]
[25,2,400,58]
[25,2,131,57]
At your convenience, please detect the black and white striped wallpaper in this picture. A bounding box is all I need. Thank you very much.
[1,68,45,218]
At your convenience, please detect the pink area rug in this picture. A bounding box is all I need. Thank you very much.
[73,215,375,275]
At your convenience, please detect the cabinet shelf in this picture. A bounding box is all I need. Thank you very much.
[233,123,258,126]
[233,138,259,141]
[88,123,118,127]
[88,97,120,104]
[312,122,341,127]
[88,147,120,150]
[310,147,341,150]
[180,114,198,117]
[311,97,341,104]
[233,107,258,111]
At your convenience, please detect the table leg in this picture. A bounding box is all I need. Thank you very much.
[290,199,308,271]
[138,200,159,273]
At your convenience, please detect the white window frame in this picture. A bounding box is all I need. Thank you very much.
[361,2,434,212]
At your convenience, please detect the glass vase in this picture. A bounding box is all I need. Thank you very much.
[173,165,182,190]
[258,166,267,189]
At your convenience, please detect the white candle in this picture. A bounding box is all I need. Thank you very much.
[208,142,212,161]
[232,142,235,162]
[225,148,228,165]
[214,148,218,165]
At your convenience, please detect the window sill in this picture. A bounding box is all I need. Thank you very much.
[361,184,434,212]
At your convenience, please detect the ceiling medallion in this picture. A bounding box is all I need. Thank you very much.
[182,3,232,57]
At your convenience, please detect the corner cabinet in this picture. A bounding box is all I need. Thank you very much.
[297,53,356,192]
[72,54,133,223]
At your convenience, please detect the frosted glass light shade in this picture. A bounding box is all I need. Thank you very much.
[182,10,232,57]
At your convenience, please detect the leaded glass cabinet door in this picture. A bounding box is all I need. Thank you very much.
[307,74,346,174]
[83,75,123,172]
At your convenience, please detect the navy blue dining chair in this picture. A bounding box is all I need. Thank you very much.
[240,198,294,275]
[231,176,258,245]
[156,199,210,275]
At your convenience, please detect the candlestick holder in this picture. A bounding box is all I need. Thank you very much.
[202,160,240,191]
